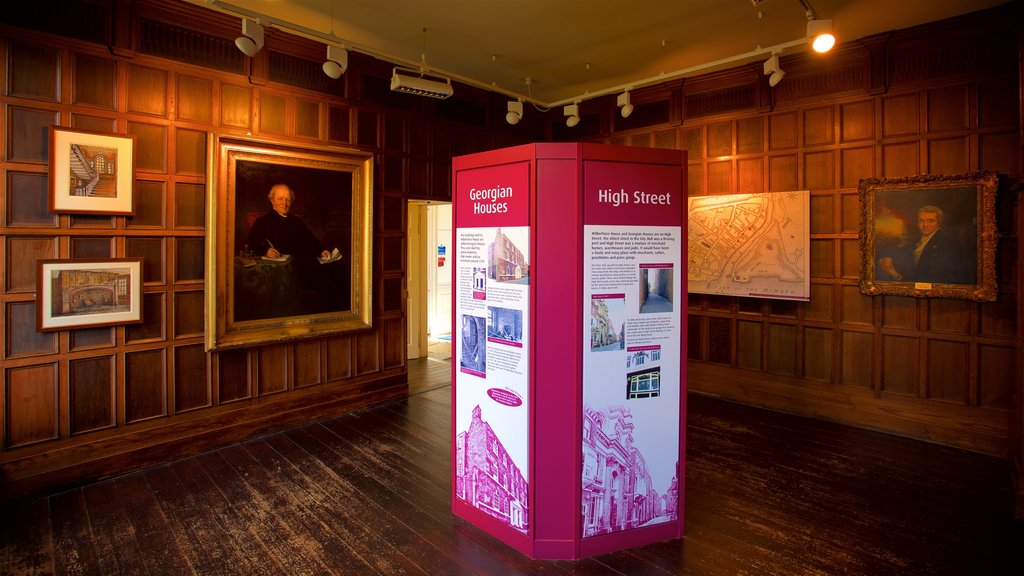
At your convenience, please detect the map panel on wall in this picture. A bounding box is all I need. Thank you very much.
[687,191,810,301]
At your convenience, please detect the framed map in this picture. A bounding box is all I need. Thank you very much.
[687,191,810,301]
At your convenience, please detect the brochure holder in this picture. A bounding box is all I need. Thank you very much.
[451,143,687,560]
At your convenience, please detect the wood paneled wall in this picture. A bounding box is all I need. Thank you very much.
[597,5,1021,465]
[0,0,535,501]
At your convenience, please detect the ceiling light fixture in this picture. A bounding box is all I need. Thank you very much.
[390,67,453,99]
[798,0,835,53]
[763,53,785,87]
[617,90,633,118]
[506,100,523,125]
[564,103,580,127]
[235,19,264,57]
[322,45,348,78]
[807,18,835,53]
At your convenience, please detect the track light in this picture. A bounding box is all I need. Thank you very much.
[390,68,453,99]
[807,18,835,53]
[564,103,580,127]
[322,45,348,79]
[235,19,264,57]
[506,100,523,125]
[616,90,634,118]
[763,53,785,87]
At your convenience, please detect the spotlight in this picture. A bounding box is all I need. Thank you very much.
[564,103,580,127]
[807,19,835,53]
[322,45,348,79]
[235,19,264,57]
[617,90,634,118]
[390,68,453,99]
[506,100,523,125]
[763,54,785,87]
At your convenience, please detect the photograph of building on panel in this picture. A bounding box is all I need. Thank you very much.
[639,264,673,313]
[488,227,529,283]
[460,314,487,375]
[487,306,523,343]
[591,296,626,352]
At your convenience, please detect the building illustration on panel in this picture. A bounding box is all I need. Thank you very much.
[488,228,529,282]
[582,405,671,537]
[455,405,529,533]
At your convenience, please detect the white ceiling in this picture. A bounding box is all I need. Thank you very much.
[190,0,1007,106]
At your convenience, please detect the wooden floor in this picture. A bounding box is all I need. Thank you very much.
[2,357,1021,575]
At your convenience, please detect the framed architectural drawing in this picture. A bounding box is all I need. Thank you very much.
[859,172,997,301]
[37,258,144,331]
[205,135,373,350]
[49,126,136,215]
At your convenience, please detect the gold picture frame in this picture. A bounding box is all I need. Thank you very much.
[859,172,997,301]
[37,258,144,331]
[49,126,136,215]
[205,135,373,350]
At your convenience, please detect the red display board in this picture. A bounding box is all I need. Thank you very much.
[451,143,687,560]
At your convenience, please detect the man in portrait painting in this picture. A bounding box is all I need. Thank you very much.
[877,204,975,285]
[247,184,332,264]
[236,183,347,319]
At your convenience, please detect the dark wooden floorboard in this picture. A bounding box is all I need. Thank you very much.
[2,356,1022,575]
[49,488,101,575]
[80,481,147,576]
[165,458,280,576]
[190,450,331,576]
[0,498,52,576]
[112,472,193,576]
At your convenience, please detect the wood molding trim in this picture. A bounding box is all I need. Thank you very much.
[0,371,408,502]
[689,362,1008,458]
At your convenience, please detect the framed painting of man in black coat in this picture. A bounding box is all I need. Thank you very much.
[859,172,997,302]
[206,136,373,351]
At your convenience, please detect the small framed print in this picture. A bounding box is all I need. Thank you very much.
[37,259,144,332]
[49,126,136,215]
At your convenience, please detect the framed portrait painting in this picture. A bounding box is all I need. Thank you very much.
[49,126,136,215]
[37,258,144,331]
[859,172,997,301]
[205,135,373,350]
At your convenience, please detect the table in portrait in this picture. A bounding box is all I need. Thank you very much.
[859,172,997,301]
[205,136,373,350]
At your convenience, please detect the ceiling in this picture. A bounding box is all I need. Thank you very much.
[189,0,1007,106]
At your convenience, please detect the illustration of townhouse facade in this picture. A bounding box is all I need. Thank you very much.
[662,467,679,522]
[455,405,529,532]
[488,228,529,282]
[581,405,663,537]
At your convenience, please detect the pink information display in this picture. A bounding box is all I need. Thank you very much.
[453,161,531,535]
[452,143,685,561]
[581,161,683,539]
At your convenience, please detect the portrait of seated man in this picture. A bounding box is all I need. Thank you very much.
[877,205,975,285]
[236,183,348,320]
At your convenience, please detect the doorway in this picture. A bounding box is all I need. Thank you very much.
[407,201,452,360]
